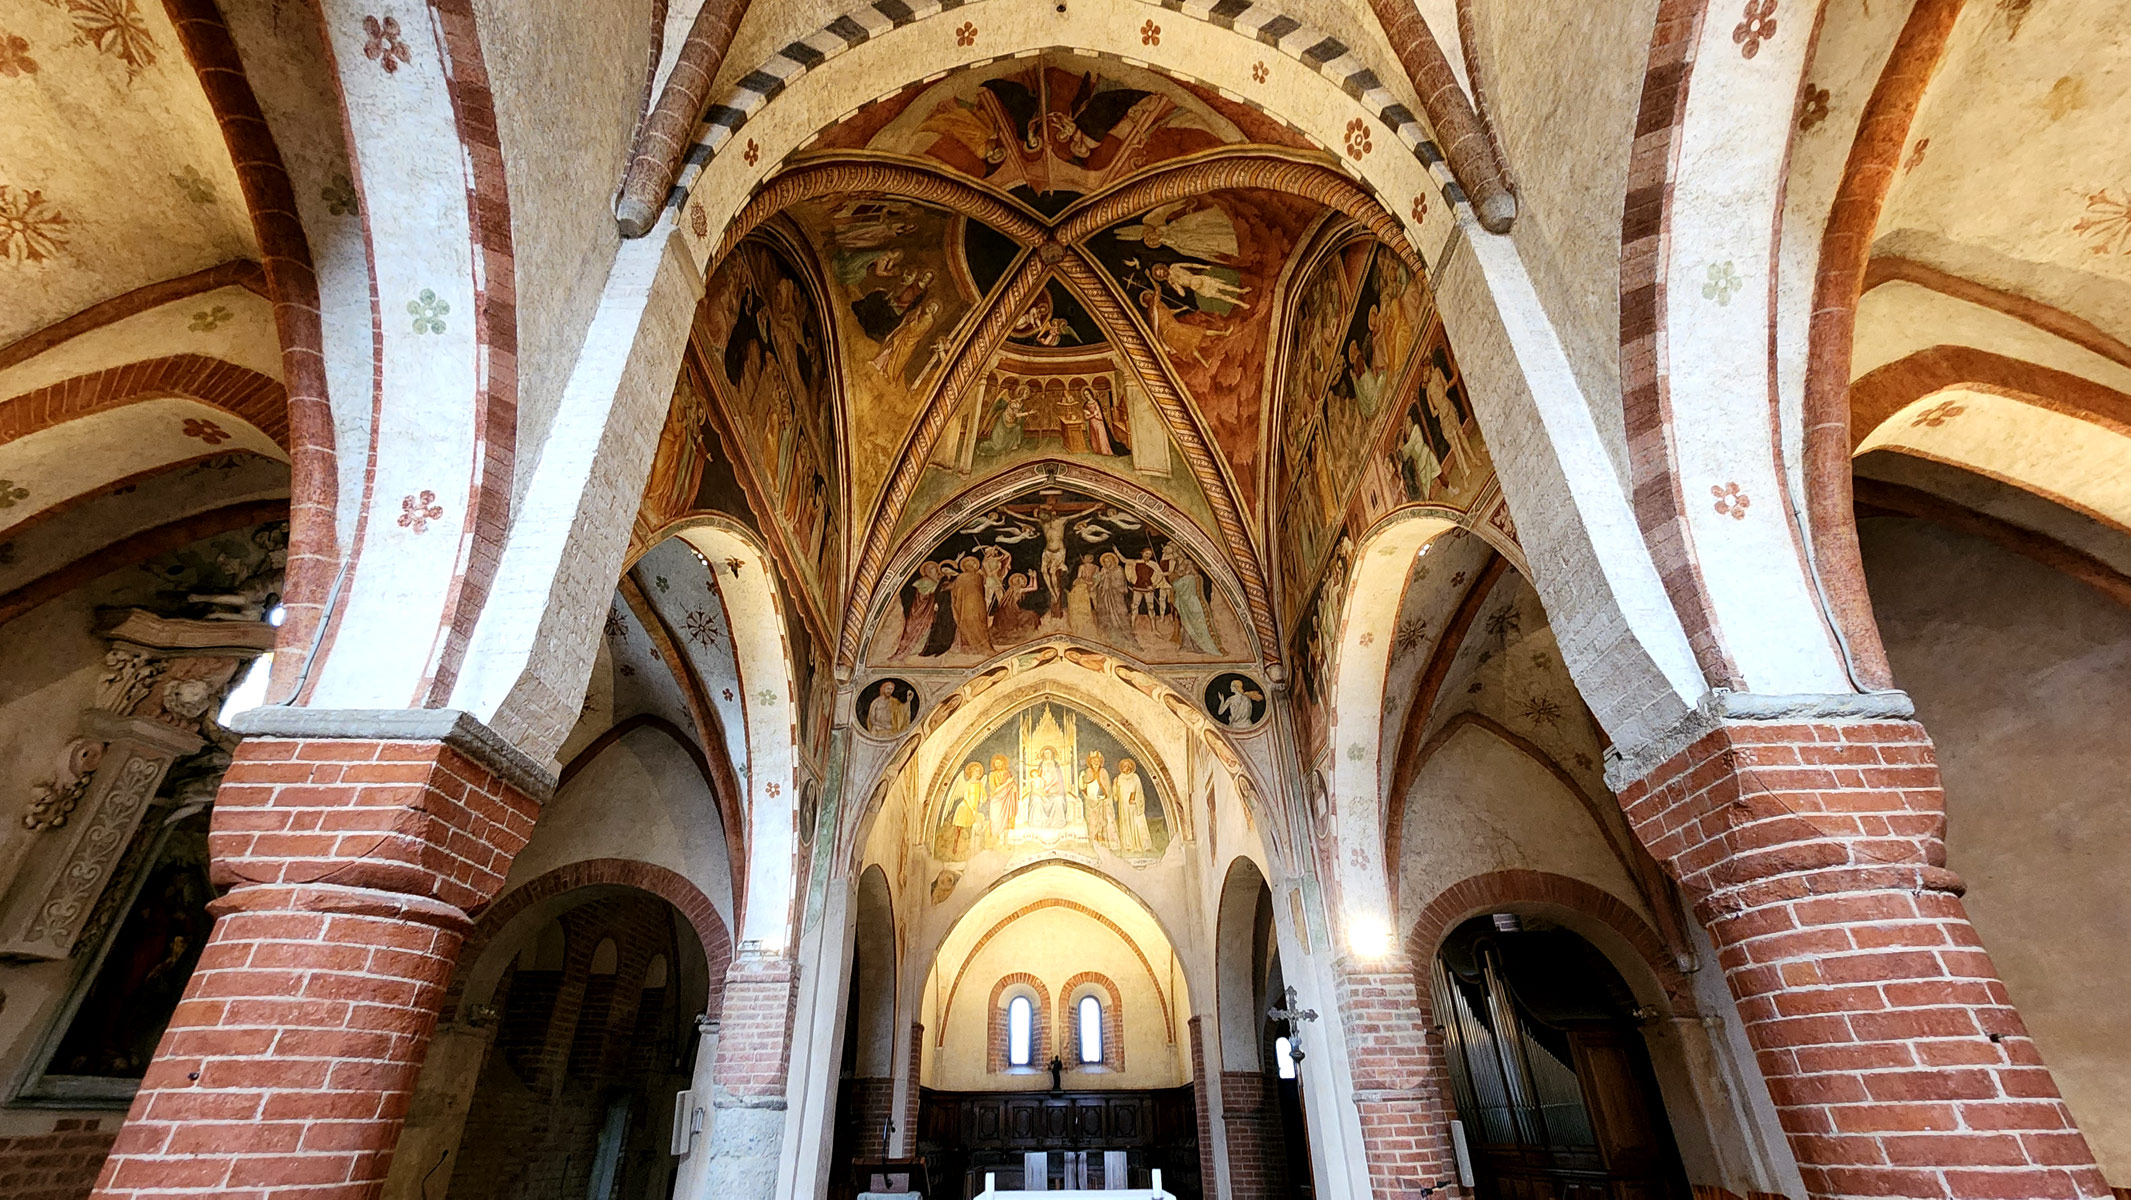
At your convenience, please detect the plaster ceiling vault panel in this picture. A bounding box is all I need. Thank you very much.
[1857,390,2131,534]
[0,397,286,537]
[1875,0,2131,342]
[632,539,751,786]
[0,450,287,597]
[1373,527,1500,783]
[558,592,709,772]
[0,287,283,399]
[0,0,259,346]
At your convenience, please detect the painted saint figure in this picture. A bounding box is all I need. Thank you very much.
[986,753,1017,844]
[937,761,988,858]
[1218,679,1264,730]
[894,562,944,658]
[1114,199,1240,262]
[1116,758,1153,855]
[866,681,912,734]
[1168,556,1220,655]
[1081,752,1118,851]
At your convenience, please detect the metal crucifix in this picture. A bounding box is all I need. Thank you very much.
[1268,985,1319,1063]
[1267,985,1318,1026]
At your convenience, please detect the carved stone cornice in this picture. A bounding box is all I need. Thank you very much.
[0,714,203,959]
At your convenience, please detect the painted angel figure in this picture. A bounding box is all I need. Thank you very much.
[1114,199,1241,262]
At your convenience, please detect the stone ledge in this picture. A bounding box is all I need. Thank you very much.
[1602,688,1918,793]
[226,706,557,801]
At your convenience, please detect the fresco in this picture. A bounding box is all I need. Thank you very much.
[847,58,1243,201]
[914,339,1224,539]
[1288,533,1354,758]
[689,239,844,612]
[858,678,919,736]
[1275,236,1495,634]
[1203,672,1268,731]
[1083,189,1326,512]
[868,487,1246,668]
[926,701,1170,864]
[780,558,835,760]
[635,367,761,547]
[789,195,995,514]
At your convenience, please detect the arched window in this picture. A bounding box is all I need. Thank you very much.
[1274,1035,1297,1080]
[1007,995,1034,1067]
[1078,995,1104,1065]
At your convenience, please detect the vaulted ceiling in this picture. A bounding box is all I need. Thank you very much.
[695,51,1490,675]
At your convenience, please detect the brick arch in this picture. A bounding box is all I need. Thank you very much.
[448,858,732,1020]
[1404,868,1695,1017]
[161,0,336,692]
[1847,346,2131,451]
[1797,0,1970,696]
[1062,971,1124,1072]
[0,355,289,449]
[988,973,1052,1073]
[1616,0,1735,688]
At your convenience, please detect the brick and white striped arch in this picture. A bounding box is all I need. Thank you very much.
[458,0,1715,769]
[292,0,519,713]
[663,0,1466,281]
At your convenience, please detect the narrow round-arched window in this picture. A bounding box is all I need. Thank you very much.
[1078,994,1104,1065]
[1274,1035,1297,1080]
[1007,995,1035,1067]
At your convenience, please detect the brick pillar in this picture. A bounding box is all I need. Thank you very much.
[900,1021,924,1157]
[1616,718,2108,1200]
[94,734,540,1200]
[1188,1017,1218,1200]
[1334,954,1464,1200]
[703,951,801,1200]
[1220,1070,1287,1200]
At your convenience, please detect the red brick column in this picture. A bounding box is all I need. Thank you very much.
[94,736,539,1200]
[699,952,802,1197]
[1334,956,1464,1200]
[1220,1070,1288,1200]
[1188,1017,1218,1199]
[1617,719,2108,1200]
[901,1021,924,1156]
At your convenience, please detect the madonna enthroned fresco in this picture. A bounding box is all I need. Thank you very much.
[925,701,1171,866]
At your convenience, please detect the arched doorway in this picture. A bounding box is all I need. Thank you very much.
[830,866,901,1200]
[1428,915,1689,1200]
[1216,858,1315,1200]
[444,889,712,1200]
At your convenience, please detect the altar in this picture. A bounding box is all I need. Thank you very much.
[974,1166,1174,1200]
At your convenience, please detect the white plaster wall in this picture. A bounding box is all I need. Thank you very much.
[1395,721,1648,925]
[474,0,658,505]
[1464,0,1659,483]
[505,726,736,933]
[1860,515,2131,1182]
[924,906,1187,1092]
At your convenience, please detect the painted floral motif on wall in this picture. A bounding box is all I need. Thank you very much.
[66,0,157,78]
[926,701,1170,864]
[0,186,68,263]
